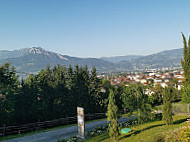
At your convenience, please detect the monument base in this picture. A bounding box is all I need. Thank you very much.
[77,135,85,140]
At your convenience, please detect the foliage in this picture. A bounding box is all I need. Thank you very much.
[181,33,190,85]
[162,87,174,125]
[58,135,78,142]
[171,78,178,88]
[121,84,154,123]
[0,63,105,126]
[181,33,190,104]
[181,85,190,103]
[149,84,164,106]
[0,63,19,126]
[147,79,154,88]
[87,125,109,138]
[106,89,120,141]
[177,127,190,141]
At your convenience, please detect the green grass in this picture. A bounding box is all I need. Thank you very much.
[83,115,189,142]
[0,117,106,141]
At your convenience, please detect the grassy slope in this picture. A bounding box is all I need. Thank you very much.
[83,115,189,142]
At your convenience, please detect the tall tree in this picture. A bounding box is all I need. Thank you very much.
[106,88,120,142]
[90,67,102,112]
[181,33,190,103]
[181,33,190,85]
[0,63,19,126]
[162,87,174,125]
[182,85,190,103]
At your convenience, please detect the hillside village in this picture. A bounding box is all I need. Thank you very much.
[99,70,185,95]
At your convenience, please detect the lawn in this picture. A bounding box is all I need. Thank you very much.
[83,115,189,142]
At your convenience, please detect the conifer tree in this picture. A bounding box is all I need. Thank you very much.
[106,88,120,142]
[181,33,190,103]
[162,87,174,125]
[181,33,190,85]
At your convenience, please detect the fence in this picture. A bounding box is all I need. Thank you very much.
[173,103,190,114]
[0,113,106,137]
[156,103,190,115]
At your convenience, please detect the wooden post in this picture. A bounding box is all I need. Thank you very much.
[124,108,127,114]
[66,115,69,125]
[3,124,5,137]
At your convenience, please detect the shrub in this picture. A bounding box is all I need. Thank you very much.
[177,127,190,141]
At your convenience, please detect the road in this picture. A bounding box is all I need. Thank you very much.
[2,116,134,142]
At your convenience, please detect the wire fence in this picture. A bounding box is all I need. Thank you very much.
[0,113,107,137]
[156,103,190,115]
[173,103,190,114]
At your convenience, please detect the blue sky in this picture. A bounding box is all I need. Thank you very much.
[0,0,190,58]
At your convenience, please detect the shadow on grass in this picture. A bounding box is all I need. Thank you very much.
[173,118,187,124]
[119,117,187,141]
[119,124,163,140]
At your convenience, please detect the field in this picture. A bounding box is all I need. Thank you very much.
[83,115,189,142]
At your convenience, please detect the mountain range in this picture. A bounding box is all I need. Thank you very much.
[100,55,142,63]
[0,47,183,75]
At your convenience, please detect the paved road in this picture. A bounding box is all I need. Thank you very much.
[2,116,134,142]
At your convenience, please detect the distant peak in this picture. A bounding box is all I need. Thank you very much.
[31,47,45,51]
[29,47,49,55]
[28,47,69,61]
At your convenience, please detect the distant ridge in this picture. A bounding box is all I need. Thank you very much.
[0,47,183,74]
[100,55,142,63]
[130,48,183,69]
[0,47,116,73]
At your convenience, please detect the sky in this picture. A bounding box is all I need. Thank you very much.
[0,0,190,58]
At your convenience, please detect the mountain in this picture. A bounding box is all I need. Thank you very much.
[101,48,183,70]
[0,47,184,75]
[130,48,183,69]
[115,60,133,70]
[0,48,29,59]
[0,47,117,73]
[100,55,142,63]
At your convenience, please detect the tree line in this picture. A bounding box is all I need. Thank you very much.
[0,62,181,128]
[0,64,108,127]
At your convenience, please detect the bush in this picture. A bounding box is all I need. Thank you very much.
[177,127,190,141]
[87,125,109,138]
[58,135,78,142]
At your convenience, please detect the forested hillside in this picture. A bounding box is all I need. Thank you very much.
[0,63,109,126]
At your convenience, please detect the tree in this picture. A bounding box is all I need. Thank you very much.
[149,84,164,106]
[121,84,153,123]
[106,88,120,142]
[90,67,102,112]
[162,87,174,125]
[181,33,190,103]
[181,33,190,85]
[148,79,154,88]
[0,63,19,126]
[171,78,178,88]
[0,63,104,126]
[181,85,190,103]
